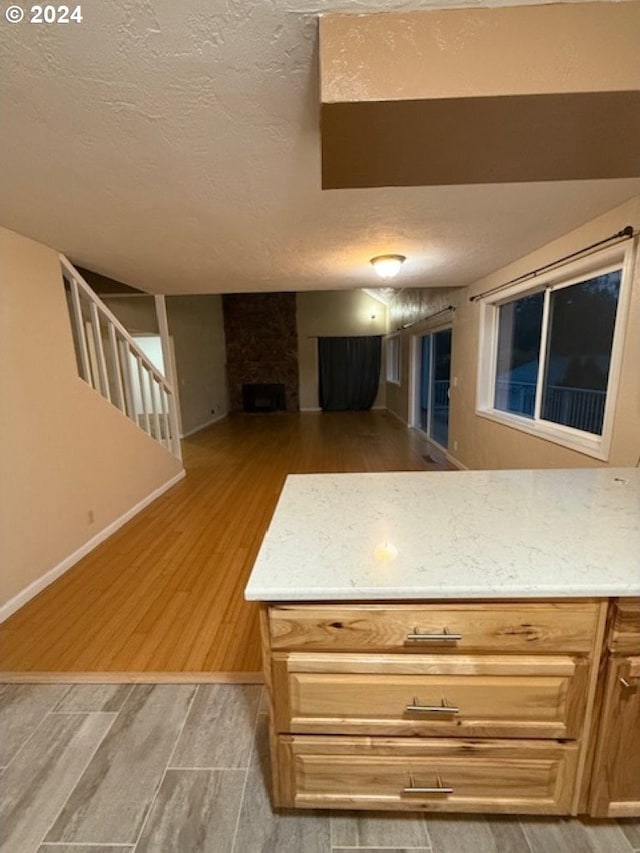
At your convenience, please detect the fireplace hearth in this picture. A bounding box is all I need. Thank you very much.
[242,383,286,413]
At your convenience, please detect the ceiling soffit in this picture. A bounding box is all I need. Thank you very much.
[320,4,640,189]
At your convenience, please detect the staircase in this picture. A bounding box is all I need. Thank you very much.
[60,255,181,458]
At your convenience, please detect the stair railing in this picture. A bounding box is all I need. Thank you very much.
[60,255,182,459]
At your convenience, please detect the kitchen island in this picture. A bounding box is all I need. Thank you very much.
[245,468,640,816]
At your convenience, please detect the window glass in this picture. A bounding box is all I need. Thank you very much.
[386,337,400,383]
[432,328,451,448]
[418,329,451,448]
[494,292,544,419]
[419,335,431,432]
[541,271,621,435]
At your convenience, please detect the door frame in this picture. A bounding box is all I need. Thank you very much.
[409,322,452,452]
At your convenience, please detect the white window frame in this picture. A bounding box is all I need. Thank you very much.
[476,241,635,461]
[386,334,401,384]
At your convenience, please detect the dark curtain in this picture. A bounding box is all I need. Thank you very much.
[318,336,382,411]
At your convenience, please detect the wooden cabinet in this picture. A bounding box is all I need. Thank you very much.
[261,599,610,815]
[589,599,640,817]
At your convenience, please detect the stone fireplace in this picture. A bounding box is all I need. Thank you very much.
[223,293,299,412]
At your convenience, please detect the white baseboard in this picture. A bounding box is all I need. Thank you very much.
[0,469,186,624]
[384,411,467,469]
[300,407,388,413]
[445,451,469,470]
[385,407,408,426]
[181,412,227,438]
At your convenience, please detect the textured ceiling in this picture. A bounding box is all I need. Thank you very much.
[2,0,639,294]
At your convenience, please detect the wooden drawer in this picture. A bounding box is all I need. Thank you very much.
[609,599,640,654]
[277,735,579,813]
[272,652,589,739]
[268,602,600,654]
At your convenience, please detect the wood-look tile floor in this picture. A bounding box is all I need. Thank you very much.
[1,683,638,853]
[0,412,446,676]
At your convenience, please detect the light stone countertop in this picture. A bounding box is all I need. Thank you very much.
[244,467,640,601]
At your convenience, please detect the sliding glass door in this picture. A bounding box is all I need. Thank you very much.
[417,328,452,449]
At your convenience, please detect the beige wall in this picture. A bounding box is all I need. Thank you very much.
[105,294,228,437]
[0,228,184,609]
[387,197,640,470]
[297,290,387,410]
[167,295,227,435]
[101,295,158,334]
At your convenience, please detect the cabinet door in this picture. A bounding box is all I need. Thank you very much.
[590,656,640,817]
[609,599,640,654]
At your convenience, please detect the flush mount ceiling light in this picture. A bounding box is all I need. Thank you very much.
[370,254,406,280]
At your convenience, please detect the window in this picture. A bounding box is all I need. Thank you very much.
[386,335,401,383]
[477,246,631,460]
[494,292,544,419]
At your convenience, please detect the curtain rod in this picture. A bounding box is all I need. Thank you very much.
[392,304,456,333]
[469,225,635,303]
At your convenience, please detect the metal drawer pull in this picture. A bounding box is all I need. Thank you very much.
[407,627,462,642]
[620,677,631,688]
[404,774,453,795]
[406,697,459,714]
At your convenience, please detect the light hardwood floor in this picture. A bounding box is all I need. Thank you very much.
[0,411,445,678]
